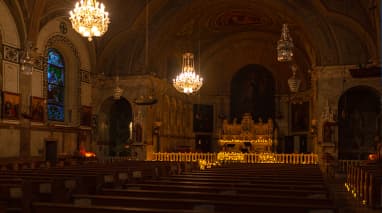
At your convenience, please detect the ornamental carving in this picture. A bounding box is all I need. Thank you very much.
[219,113,276,153]
[45,35,80,61]
[3,45,19,63]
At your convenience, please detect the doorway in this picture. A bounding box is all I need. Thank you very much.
[45,140,57,165]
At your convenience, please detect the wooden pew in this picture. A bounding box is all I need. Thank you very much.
[71,194,337,213]
[100,188,332,205]
[31,202,202,213]
[139,179,327,191]
[123,183,328,197]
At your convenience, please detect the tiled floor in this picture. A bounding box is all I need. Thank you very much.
[328,175,381,213]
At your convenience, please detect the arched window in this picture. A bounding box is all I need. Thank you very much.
[47,48,65,121]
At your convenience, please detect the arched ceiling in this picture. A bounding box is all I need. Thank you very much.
[6,0,380,94]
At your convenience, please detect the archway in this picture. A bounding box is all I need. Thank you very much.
[98,97,133,156]
[109,98,133,156]
[338,86,380,160]
[230,64,275,122]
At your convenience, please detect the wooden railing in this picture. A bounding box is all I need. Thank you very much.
[337,160,361,173]
[345,164,382,208]
[152,152,319,164]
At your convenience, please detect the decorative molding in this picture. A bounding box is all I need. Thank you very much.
[3,45,19,63]
[33,56,44,70]
[80,70,90,83]
[45,35,80,62]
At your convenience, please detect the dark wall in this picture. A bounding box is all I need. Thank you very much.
[230,64,275,122]
[338,86,380,160]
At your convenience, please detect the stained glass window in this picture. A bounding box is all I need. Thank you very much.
[47,49,65,121]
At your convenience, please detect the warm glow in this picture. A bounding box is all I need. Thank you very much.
[219,139,272,144]
[217,152,245,162]
[173,52,203,94]
[368,153,377,161]
[80,147,96,158]
[69,0,110,41]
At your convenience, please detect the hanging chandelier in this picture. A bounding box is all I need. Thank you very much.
[20,41,34,75]
[69,0,110,41]
[277,24,294,62]
[288,64,301,93]
[173,52,203,94]
[113,76,123,100]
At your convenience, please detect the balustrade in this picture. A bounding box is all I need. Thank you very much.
[152,152,318,164]
[345,164,382,208]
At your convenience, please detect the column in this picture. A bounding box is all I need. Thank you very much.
[19,71,32,158]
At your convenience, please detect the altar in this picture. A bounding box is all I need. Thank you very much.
[219,113,276,153]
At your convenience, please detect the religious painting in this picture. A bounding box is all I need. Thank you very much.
[30,97,45,122]
[80,106,92,126]
[193,104,213,132]
[291,101,310,133]
[2,91,20,120]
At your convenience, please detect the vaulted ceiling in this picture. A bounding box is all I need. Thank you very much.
[5,0,380,94]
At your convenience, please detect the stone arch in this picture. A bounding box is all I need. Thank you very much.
[43,35,81,125]
[99,97,133,156]
[36,19,91,71]
[338,86,380,160]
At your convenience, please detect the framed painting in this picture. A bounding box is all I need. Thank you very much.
[291,101,310,133]
[2,91,20,120]
[81,106,92,126]
[30,96,45,122]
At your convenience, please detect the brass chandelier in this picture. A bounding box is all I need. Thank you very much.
[69,0,110,41]
[277,24,294,62]
[20,41,34,75]
[173,52,203,94]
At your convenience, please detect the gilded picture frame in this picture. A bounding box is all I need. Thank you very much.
[2,91,20,120]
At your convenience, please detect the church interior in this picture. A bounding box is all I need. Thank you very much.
[0,0,381,212]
